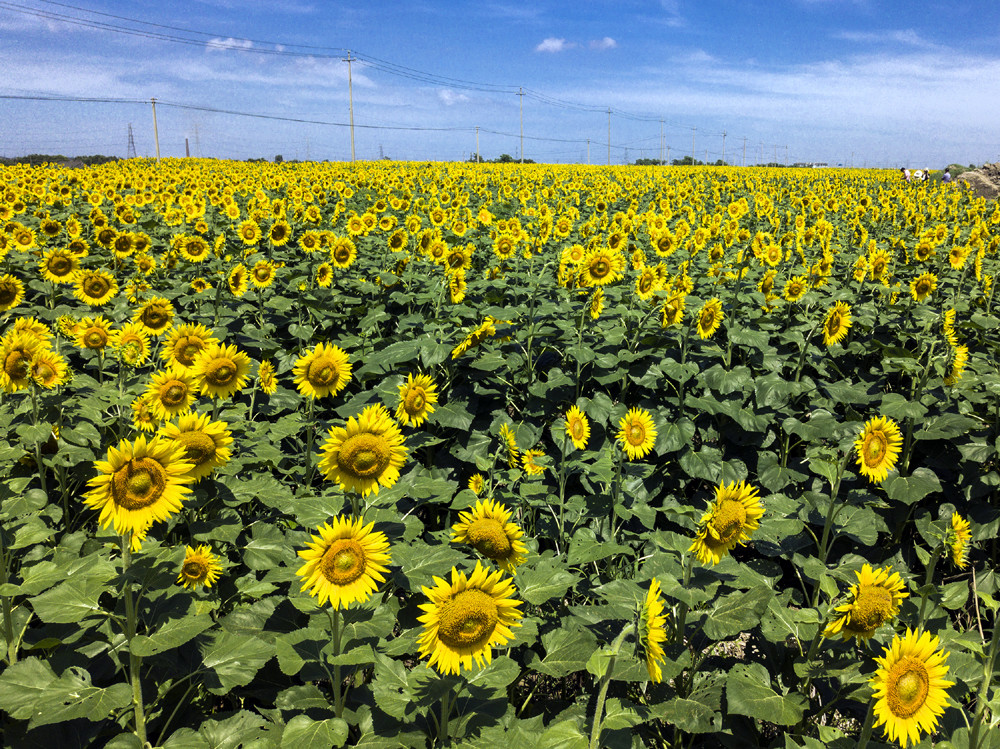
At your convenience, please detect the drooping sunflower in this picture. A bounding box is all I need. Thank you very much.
[588,287,604,319]
[909,273,937,302]
[75,316,113,351]
[948,513,972,569]
[395,373,438,427]
[944,345,969,386]
[158,412,233,481]
[228,263,248,297]
[822,301,852,346]
[823,564,908,641]
[579,249,625,287]
[315,262,333,288]
[191,342,252,399]
[564,405,591,451]
[616,407,657,461]
[451,499,528,574]
[292,342,352,399]
[257,359,278,395]
[145,367,197,421]
[161,323,218,370]
[0,274,25,312]
[0,331,44,393]
[661,292,686,327]
[73,269,119,306]
[296,516,391,608]
[696,298,724,340]
[499,422,519,467]
[112,322,152,366]
[318,404,408,496]
[941,309,958,347]
[689,480,765,566]
[640,578,668,683]
[134,297,175,336]
[177,545,223,589]
[521,448,547,476]
[29,348,70,389]
[854,415,903,483]
[417,562,524,675]
[83,434,194,538]
[39,247,79,284]
[467,473,485,495]
[870,628,953,748]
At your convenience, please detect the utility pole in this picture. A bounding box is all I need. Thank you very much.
[722,131,726,165]
[773,144,777,165]
[185,138,190,158]
[607,108,611,166]
[785,145,789,165]
[587,139,590,165]
[150,98,160,162]
[660,119,664,164]
[742,136,747,167]
[344,51,356,162]
[475,126,479,163]
[691,127,696,164]
[666,145,671,164]
[518,87,524,163]
[194,123,200,157]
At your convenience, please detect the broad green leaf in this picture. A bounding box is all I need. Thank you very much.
[131,613,215,657]
[517,557,580,605]
[702,585,773,641]
[29,575,108,624]
[530,627,598,678]
[726,662,806,725]
[654,696,720,733]
[883,467,942,505]
[280,715,349,749]
[200,631,274,695]
[567,528,628,565]
[538,717,589,749]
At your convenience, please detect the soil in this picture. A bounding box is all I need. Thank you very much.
[955,162,1000,200]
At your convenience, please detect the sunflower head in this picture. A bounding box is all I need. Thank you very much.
[318,404,408,496]
[854,415,903,484]
[158,412,232,481]
[451,498,528,574]
[564,405,591,451]
[292,342,352,399]
[640,578,669,683]
[689,481,764,566]
[822,564,908,641]
[178,545,223,589]
[192,342,252,399]
[948,513,972,569]
[616,407,657,461]
[134,297,175,335]
[396,373,438,427]
[822,301,853,346]
[296,516,391,608]
[696,298,724,339]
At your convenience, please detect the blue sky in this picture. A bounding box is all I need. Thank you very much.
[1,0,999,166]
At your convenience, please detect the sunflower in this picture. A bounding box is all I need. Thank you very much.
[113,322,151,366]
[417,562,524,675]
[315,262,333,288]
[944,345,969,386]
[0,274,25,311]
[191,343,252,399]
[134,297,175,336]
[268,219,292,247]
[565,405,590,450]
[822,301,852,346]
[145,367,197,421]
[177,545,223,589]
[696,298,724,339]
[823,564,908,641]
[83,434,194,537]
[395,373,438,427]
[617,407,657,460]
[161,323,218,370]
[228,263,248,297]
[318,404,408,496]
[661,292,686,327]
[579,249,625,287]
[783,275,808,302]
[292,342,352,399]
[589,287,604,319]
[941,309,958,348]
[449,270,466,304]
[468,473,485,495]
[158,412,233,481]
[521,448,547,475]
[909,273,937,302]
[250,260,276,289]
[73,269,118,306]
[179,236,210,263]
[75,316,113,351]
[870,628,953,748]
[237,219,262,245]
[499,422,519,467]
[0,332,43,392]
[39,247,79,284]
[855,416,903,483]
[258,359,277,395]
[635,267,660,301]
[689,480,764,566]
[330,236,357,268]
[131,394,160,433]
[948,513,972,569]
[451,499,528,574]
[190,277,212,293]
[29,348,69,389]
[296,516,391,608]
[640,578,668,683]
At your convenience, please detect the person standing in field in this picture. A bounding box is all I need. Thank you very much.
[942,168,953,183]
[900,167,911,182]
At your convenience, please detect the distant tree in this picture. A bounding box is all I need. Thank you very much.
[671,155,704,166]
[632,158,664,166]
[274,155,283,163]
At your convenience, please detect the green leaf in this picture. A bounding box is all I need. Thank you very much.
[658,419,696,453]
[372,652,414,721]
[430,399,474,430]
[131,613,215,657]
[915,413,982,441]
[200,631,274,695]
[280,716,349,749]
[567,528,629,565]
[538,717,589,749]
[726,662,806,725]
[517,557,580,605]
[29,575,108,624]
[883,467,942,505]
[679,446,725,482]
[654,696,720,733]
[940,580,969,610]
[702,585,773,641]
[530,627,597,678]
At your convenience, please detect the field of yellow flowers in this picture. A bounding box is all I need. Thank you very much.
[0,159,998,748]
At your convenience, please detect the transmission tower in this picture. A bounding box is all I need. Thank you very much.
[126,123,137,159]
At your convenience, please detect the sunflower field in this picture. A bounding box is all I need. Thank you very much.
[0,159,999,749]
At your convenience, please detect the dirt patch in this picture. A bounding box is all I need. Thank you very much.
[956,162,1000,200]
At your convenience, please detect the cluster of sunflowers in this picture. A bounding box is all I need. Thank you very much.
[0,157,998,748]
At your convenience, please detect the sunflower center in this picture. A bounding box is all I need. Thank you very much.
[710,499,747,544]
[205,359,236,386]
[161,382,187,407]
[175,431,217,466]
[340,433,390,478]
[886,658,930,718]
[437,589,499,649]
[826,314,842,336]
[849,584,894,631]
[49,257,72,276]
[405,389,426,413]
[4,350,30,380]
[177,339,204,366]
[84,330,108,348]
[592,260,610,277]
[334,247,351,263]
[84,276,111,297]
[701,309,716,328]
[142,308,169,330]
[111,457,167,510]
[319,539,366,585]
[467,518,512,558]
[863,433,887,466]
[32,360,56,383]
[0,285,17,305]
[628,424,646,445]
[182,560,207,581]
[307,358,338,386]
[570,419,585,440]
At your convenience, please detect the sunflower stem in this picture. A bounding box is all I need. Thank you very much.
[854,698,877,749]
[0,524,17,665]
[810,453,850,608]
[121,533,149,747]
[328,608,344,718]
[968,615,1000,749]
[675,553,693,644]
[917,546,943,622]
[438,685,453,746]
[304,398,317,487]
[588,624,633,749]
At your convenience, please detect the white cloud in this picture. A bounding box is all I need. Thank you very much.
[535,37,572,53]
[658,0,684,27]
[834,29,939,48]
[437,89,470,106]
[589,37,618,51]
[206,37,255,53]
